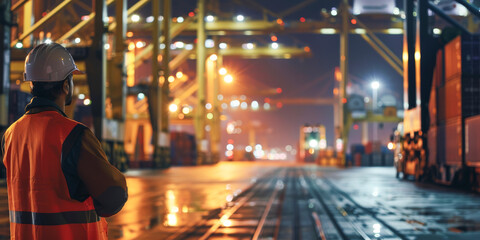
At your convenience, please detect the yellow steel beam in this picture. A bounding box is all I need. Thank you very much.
[134,16,196,67]
[169,48,194,70]
[351,14,403,67]
[173,19,403,35]
[175,81,198,103]
[268,98,336,105]
[57,0,114,43]
[359,33,403,76]
[10,0,28,12]
[12,0,74,47]
[352,111,403,123]
[216,47,311,59]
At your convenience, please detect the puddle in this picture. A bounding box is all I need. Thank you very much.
[449,225,480,233]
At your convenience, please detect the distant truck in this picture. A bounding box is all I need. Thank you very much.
[298,124,326,163]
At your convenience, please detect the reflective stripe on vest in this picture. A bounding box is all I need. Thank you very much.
[10,210,100,225]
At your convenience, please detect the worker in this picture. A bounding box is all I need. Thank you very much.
[1,43,128,239]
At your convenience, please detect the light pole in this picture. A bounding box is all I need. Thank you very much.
[371,80,380,142]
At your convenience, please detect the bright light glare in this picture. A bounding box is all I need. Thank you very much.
[15,42,23,48]
[177,17,184,23]
[230,100,240,108]
[174,41,185,48]
[226,144,234,151]
[206,113,213,120]
[242,43,254,50]
[104,43,110,50]
[205,103,212,110]
[136,41,145,48]
[245,146,253,152]
[74,37,81,44]
[240,102,248,109]
[271,42,279,49]
[371,81,380,90]
[219,43,228,49]
[131,14,140,22]
[387,28,403,34]
[320,28,336,34]
[146,16,154,23]
[224,74,233,83]
[137,93,145,100]
[236,15,245,22]
[209,54,217,61]
[205,15,215,22]
[219,68,227,75]
[169,104,178,112]
[83,99,91,105]
[331,8,338,16]
[309,139,318,148]
[205,39,215,48]
[263,103,271,110]
[388,142,395,150]
[44,39,52,44]
[176,71,183,79]
[78,94,85,100]
[251,101,259,110]
[182,106,190,114]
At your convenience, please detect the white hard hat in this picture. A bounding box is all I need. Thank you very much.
[24,43,83,82]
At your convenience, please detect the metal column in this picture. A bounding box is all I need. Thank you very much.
[212,47,221,163]
[86,0,107,140]
[339,0,349,165]
[111,0,126,120]
[195,0,207,165]
[159,0,172,168]
[0,0,11,131]
[149,0,161,167]
[22,0,33,47]
[404,0,416,110]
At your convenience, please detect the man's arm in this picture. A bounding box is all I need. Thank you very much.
[77,129,128,217]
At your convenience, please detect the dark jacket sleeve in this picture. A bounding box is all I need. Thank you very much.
[76,128,128,217]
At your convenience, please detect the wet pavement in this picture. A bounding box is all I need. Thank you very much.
[1,162,480,239]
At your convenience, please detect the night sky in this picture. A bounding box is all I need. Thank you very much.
[165,0,406,154]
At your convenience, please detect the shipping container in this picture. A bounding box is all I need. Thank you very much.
[429,87,437,126]
[437,123,446,165]
[433,49,444,88]
[444,36,462,81]
[354,153,362,166]
[372,152,382,166]
[445,118,462,165]
[445,35,480,80]
[462,76,480,118]
[384,152,394,166]
[361,154,371,166]
[461,35,480,76]
[427,126,437,167]
[466,115,480,166]
[444,77,462,121]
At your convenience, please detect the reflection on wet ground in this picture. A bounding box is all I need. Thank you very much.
[1,163,480,239]
[106,161,282,239]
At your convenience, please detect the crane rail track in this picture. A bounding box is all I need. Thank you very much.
[167,167,408,240]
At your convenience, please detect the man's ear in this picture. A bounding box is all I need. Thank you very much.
[63,80,69,94]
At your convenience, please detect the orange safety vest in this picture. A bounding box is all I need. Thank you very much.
[3,110,107,240]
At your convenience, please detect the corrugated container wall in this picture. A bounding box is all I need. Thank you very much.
[445,118,462,165]
[466,115,480,166]
[428,126,437,167]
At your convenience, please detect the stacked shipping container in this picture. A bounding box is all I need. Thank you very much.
[428,35,480,182]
